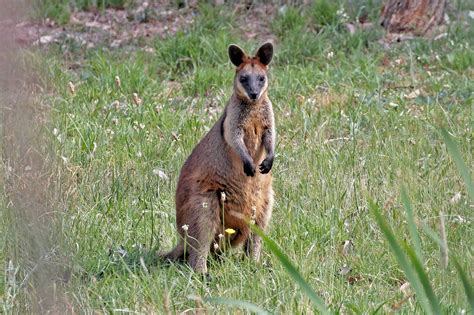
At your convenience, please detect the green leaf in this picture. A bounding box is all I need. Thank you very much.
[369,199,433,314]
[401,186,424,264]
[452,257,474,311]
[440,128,474,203]
[403,245,441,314]
[250,225,330,314]
[205,297,272,315]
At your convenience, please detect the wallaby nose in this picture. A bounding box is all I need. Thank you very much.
[249,93,258,100]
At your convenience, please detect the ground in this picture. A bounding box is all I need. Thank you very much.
[1,0,473,313]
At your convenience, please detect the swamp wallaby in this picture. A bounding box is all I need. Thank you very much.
[162,43,276,274]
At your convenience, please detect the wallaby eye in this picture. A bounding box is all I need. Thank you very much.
[240,76,248,83]
[258,76,265,82]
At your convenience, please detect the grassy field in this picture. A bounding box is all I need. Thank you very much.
[1,1,473,313]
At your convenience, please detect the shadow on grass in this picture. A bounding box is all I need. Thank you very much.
[92,244,273,283]
[92,245,165,279]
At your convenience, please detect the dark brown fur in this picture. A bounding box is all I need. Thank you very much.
[161,43,276,273]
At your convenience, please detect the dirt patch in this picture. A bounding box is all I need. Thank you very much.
[234,3,278,42]
[4,6,194,49]
[1,3,278,51]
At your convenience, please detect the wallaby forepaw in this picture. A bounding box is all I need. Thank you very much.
[259,157,273,174]
[243,161,256,177]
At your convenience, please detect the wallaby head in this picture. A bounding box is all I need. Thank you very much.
[228,42,273,104]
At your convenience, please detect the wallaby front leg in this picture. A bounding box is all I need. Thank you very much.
[259,127,275,174]
[224,123,255,176]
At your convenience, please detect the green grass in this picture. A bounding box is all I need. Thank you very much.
[2,1,473,313]
[34,0,131,24]
[369,129,474,313]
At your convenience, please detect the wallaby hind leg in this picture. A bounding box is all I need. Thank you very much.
[181,197,220,273]
[245,233,263,262]
[187,217,218,273]
[245,188,274,262]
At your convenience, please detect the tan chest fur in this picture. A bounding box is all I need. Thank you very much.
[243,116,266,163]
[223,111,271,235]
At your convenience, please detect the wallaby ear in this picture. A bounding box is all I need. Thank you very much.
[228,44,247,67]
[255,42,273,66]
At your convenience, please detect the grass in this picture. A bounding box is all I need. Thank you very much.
[369,128,474,313]
[2,1,473,313]
[34,0,131,24]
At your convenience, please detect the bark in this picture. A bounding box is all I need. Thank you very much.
[380,0,447,36]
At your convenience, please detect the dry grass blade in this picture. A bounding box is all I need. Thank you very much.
[438,212,448,269]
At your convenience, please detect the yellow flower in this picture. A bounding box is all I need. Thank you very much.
[225,228,236,235]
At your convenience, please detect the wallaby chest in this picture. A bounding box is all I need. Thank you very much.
[240,105,269,158]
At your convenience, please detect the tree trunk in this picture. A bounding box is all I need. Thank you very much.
[380,0,447,36]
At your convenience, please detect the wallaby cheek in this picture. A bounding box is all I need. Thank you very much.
[235,82,247,99]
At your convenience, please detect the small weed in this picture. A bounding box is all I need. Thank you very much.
[271,6,306,37]
[35,0,130,23]
[309,0,341,27]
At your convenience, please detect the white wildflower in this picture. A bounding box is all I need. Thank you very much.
[452,215,467,224]
[399,282,411,297]
[114,76,121,88]
[344,219,350,233]
[152,168,169,180]
[68,81,75,95]
[342,240,354,256]
[449,192,461,205]
[132,93,142,106]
